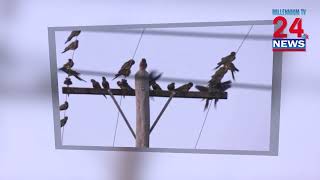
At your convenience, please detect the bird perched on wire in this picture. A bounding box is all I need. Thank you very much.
[59,59,74,70]
[64,77,72,86]
[91,79,107,100]
[60,67,86,82]
[117,79,133,97]
[167,82,175,91]
[214,51,236,69]
[59,101,69,111]
[65,30,81,44]
[60,116,68,128]
[225,62,239,80]
[102,76,110,90]
[62,40,79,53]
[196,80,232,110]
[175,82,193,93]
[113,59,135,80]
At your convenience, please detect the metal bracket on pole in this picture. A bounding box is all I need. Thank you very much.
[150,92,176,134]
[108,89,136,139]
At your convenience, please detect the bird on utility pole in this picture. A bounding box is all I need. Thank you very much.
[59,59,74,70]
[214,51,236,69]
[196,80,232,110]
[62,40,79,53]
[60,67,86,82]
[209,66,228,86]
[117,79,134,97]
[149,70,162,87]
[113,59,135,80]
[59,101,69,111]
[151,83,162,91]
[102,76,110,90]
[175,82,193,93]
[91,79,107,100]
[167,82,175,91]
[65,31,81,44]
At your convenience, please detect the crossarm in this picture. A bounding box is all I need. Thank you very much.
[62,87,228,99]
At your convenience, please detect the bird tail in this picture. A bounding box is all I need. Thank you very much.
[65,38,71,44]
[195,85,208,92]
[61,49,67,53]
[214,99,219,109]
[102,94,107,100]
[74,75,86,82]
[204,99,210,111]
[231,71,235,80]
[112,74,120,80]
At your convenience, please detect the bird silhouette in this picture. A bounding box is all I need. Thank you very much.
[65,31,81,44]
[102,76,110,90]
[196,80,232,110]
[167,82,175,91]
[151,83,162,91]
[62,40,79,53]
[149,70,163,87]
[117,79,133,97]
[215,52,236,69]
[60,116,68,128]
[64,77,72,86]
[60,67,86,82]
[91,79,107,100]
[175,82,193,93]
[113,59,135,80]
[59,101,69,111]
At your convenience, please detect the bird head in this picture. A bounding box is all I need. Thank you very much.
[188,82,193,87]
[129,59,135,65]
[65,101,68,105]
[102,76,106,81]
[117,81,122,86]
[68,59,73,63]
[230,52,236,56]
[90,79,95,83]
[139,58,147,70]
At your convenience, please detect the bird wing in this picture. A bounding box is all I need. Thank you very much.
[195,85,209,92]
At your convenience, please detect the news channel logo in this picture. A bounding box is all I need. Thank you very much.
[272,9,308,52]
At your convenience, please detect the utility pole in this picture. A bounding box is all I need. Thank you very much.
[135,64,150,148]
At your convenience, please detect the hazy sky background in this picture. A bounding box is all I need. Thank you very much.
[0,0,319,180]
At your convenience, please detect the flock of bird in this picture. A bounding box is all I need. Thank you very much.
[59,30,240,120]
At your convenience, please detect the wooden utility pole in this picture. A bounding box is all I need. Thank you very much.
[134,65,150,148]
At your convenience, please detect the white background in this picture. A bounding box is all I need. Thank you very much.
[0,0,319,179]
